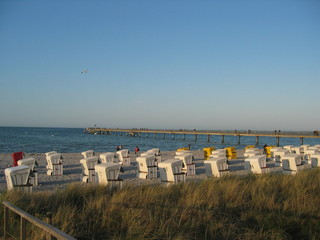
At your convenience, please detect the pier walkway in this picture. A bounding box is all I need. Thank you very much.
[84,128,320,146]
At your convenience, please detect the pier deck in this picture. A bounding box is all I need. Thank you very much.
[84,128,320,146]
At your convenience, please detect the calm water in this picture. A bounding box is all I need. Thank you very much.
[0,127,320,153]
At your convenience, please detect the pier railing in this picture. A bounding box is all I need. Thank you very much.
[2,201,76,240]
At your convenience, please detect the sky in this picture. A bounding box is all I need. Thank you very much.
[0,0,319,131]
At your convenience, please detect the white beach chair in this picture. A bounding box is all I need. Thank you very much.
[158,159,185,184]
[81,150,95,158]
[204,157,229,177]
[46,153,63,175]
[273,149,290,166]
[116,149,130,166]
[80,157,99,182]
[310,153,320,168]
[282,154,307,175]
[244,155,269,174]
[244,148,261,158]
[136,155,157,179]
[147,148,162,164]
[303,149,319,163]
[5,165,32,192]
[95,162,123,188]
[99,152,115,163]
[175,153,195,176]
[17,157,38,186]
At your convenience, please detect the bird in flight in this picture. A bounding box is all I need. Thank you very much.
[81,69,88,74]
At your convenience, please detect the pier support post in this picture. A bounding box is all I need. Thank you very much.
[195,134,197,141]
[256,136,259,145]
[173,134,175,140]
[276,137,280,146]
[163,133,165,139]
[207,135,210,142]
[237,135,241,144]
[300,137,304,145]
[183,134,186,141]
[221,135,225,144]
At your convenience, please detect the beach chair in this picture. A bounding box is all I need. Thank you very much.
[291,146,303,155]
[310,153,320,168]
[12,152,24,167]
[204,157,229,177]
[225,147,237,159]
[46,153,63,175]
[273,149,290,166]
[303,149,319,163]
[136,155,157,179]
[244,155,269,174]
[269,147,284,158]
[244,148,261,158]
[175,150,192,156]
[80,157,99,182]
[300,145,310,154]
[116,149,130,166]
[81,150,95,158]
[17,157,38,186]
[5,165,32,192]
[209,149,227,159]
[95,162,123,188]
[147,148,162,164]
[175,153,195,176]
[283,145,294,152]
[99,152,115,163]
[158,159,185,184]
[282,154,306,175]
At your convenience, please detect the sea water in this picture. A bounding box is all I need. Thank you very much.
[0,127,320,153]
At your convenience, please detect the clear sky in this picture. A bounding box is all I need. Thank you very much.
[0,0,319,131]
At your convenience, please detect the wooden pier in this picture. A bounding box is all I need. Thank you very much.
[84,128,320,146]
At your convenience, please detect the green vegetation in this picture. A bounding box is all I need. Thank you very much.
[1,169,320,239]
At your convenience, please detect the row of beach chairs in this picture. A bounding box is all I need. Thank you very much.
[4,144,320,191]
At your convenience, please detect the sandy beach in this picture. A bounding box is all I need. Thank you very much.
[0,149,283,192]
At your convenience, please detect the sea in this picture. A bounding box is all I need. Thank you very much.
[1,127,320,153]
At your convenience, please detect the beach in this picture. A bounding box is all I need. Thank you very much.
[0,149,285,192]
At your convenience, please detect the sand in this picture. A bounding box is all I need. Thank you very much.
[0,149,282,192]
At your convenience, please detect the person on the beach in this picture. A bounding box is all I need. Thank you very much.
[116,145,120,151]
[263,144,268,154]
[135,146,140,154]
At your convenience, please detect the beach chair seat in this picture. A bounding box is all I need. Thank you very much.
[310,153,320,168]
[100,152,115,163]
[95,162,123,188]
[136,156,157,179]
[116,149,130,166]
[158,159,185,184]
[80,157,99,182]
[81,150,95,158]
[245,155,269,174]
[175,153,195,176]
[46,153,63,176]
[5,165,32,192]
[282,154,307,175]
[17,157,38,186]
[204,157,229,177]
[273,149,290,166]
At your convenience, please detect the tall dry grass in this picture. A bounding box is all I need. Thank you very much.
[1,169,320,239]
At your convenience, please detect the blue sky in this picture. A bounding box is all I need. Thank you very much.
[0,0,319,131]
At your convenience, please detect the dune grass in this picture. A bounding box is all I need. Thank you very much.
[1,169,320,239]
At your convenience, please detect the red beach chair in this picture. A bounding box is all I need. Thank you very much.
[12,152,24,166]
